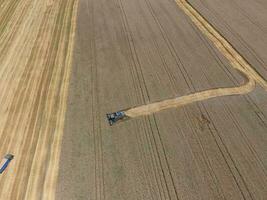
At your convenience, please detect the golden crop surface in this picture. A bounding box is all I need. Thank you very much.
[0,0,77,199]
[0,0,266,199]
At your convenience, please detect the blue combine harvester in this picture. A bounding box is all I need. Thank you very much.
[106,111,126,125]
[0,154,14,174]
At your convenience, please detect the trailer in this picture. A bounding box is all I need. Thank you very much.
[0,154,14,174]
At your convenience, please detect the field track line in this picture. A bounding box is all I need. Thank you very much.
[125,0,267,118]
[0,0,78,199]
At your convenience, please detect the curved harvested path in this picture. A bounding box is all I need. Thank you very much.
[126,0,267,118]
[1,0,267,199]
[57,0,267,199]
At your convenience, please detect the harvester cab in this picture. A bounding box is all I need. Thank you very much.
[106,111,126,125]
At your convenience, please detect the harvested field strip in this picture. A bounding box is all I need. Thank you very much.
[126,79,255,117]
[125,0,267,118]
[57,0,267,199]
[0,0,78,199]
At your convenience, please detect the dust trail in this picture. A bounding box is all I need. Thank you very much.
[125,0,267,118]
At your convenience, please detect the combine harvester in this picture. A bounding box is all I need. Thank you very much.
[107,111,127,125]
[0,154,14,174]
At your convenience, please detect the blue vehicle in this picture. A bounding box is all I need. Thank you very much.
[106,111,126,125]
[0,154,14,174]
